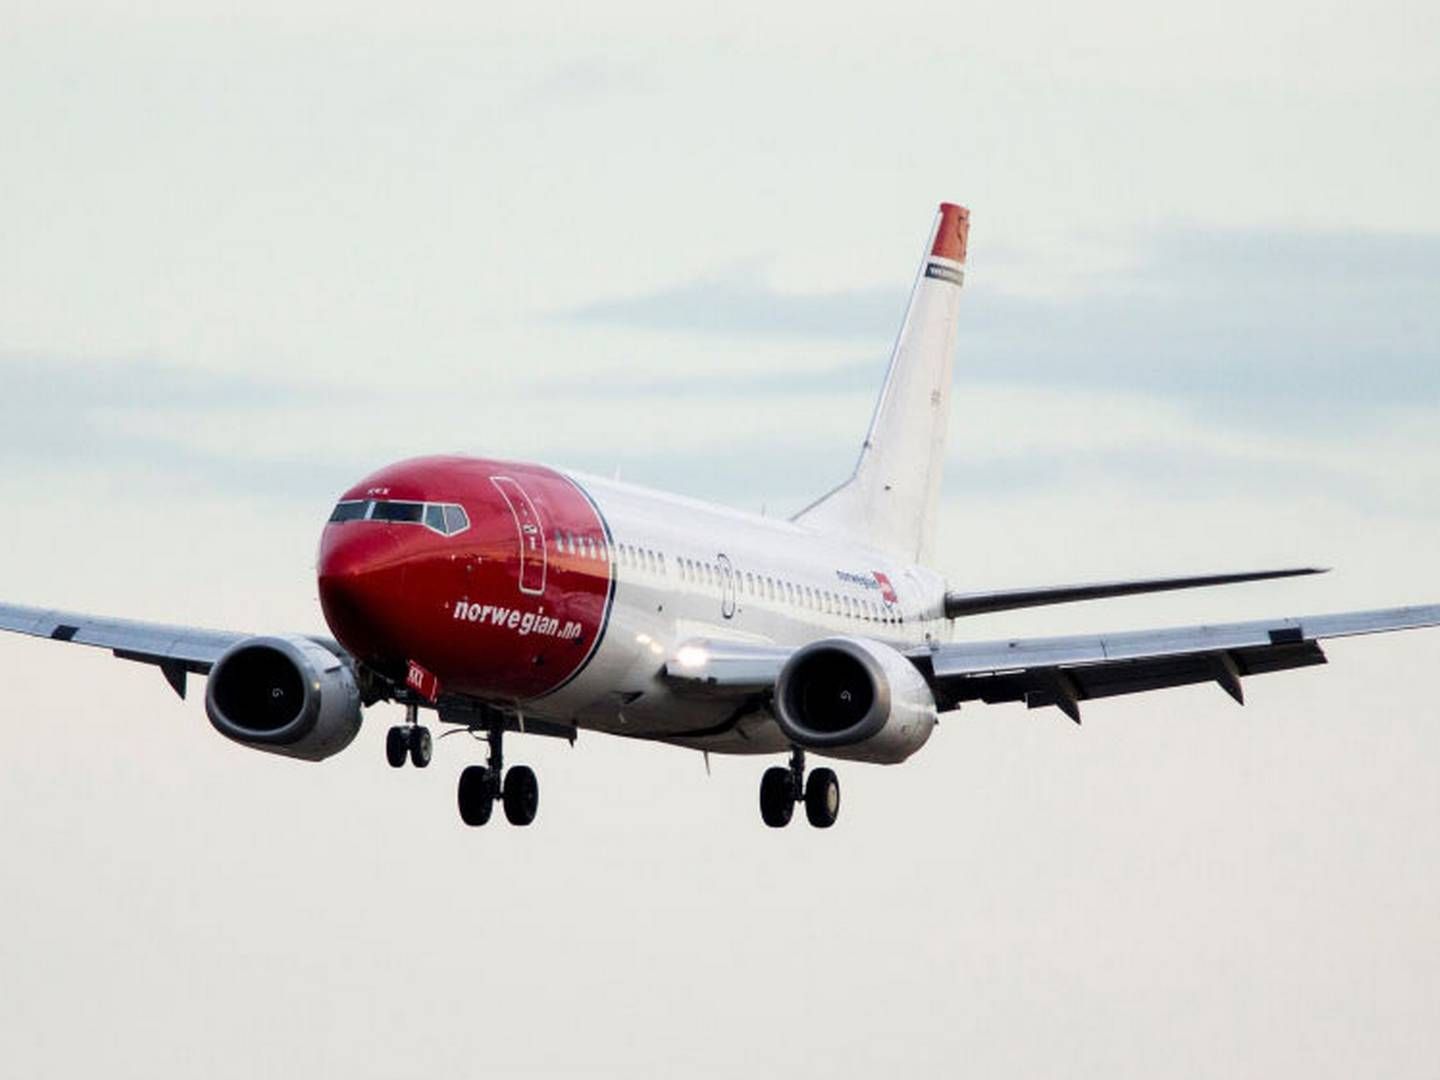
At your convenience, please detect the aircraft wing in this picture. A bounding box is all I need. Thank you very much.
[665,604,1440,723]
[0,600,252,699]
[943,566,1325,618]
[918,604,1440,722]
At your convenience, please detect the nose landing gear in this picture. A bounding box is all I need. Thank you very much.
[760,748,840,829]
[386,704,432,768]
[456,723,539,827]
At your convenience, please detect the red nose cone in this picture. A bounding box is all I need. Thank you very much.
[317,526,408,663]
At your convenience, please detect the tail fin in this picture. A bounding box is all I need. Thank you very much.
[793,202,968,565]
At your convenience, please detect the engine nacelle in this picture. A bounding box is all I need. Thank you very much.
[205,635,363,762]
[773,637,938,764]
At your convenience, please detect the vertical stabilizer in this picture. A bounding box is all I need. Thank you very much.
[793,203,967,565]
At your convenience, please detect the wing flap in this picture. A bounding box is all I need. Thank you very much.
[949,642,1327,708]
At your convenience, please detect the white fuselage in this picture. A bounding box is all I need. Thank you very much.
[535,470,951,753]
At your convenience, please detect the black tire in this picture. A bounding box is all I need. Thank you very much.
[408,725,433,768]
[385,726,409,768]
[805,767,840,829]
[759,766,795,828]
[503,765,539,826]
[458,765,494,826]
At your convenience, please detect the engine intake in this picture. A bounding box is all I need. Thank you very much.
[774,637,937,764]
[205,635,363,761]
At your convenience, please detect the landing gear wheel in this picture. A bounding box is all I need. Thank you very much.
[385,726,409,768]
[408,725,432,768]
[458,765,494,826]
[805,767,840,829]
[760,766,796,828]
[502,765,539,827]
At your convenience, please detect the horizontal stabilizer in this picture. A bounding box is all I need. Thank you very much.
[943,567,1327,619]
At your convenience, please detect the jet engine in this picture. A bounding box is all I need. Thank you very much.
[773,637,938,764]
[204,635,363,761]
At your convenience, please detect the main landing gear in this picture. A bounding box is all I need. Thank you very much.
[760,748,840,829]
[457,723,539,828]
[386,704,432,769]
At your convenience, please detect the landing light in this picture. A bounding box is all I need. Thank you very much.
[675,645,709,669]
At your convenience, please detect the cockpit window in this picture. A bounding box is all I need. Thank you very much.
[371,500,426,524]
[329,500,370,523]
[443,505,470,535]
[329,498,470,536]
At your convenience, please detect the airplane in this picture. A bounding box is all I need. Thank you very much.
[4,202,1437,830]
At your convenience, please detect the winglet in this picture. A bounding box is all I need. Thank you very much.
[931,203,969,263]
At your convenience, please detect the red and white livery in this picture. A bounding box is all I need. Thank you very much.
[4,203,1437,829]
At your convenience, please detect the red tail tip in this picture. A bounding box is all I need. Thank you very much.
[931,203,969,262]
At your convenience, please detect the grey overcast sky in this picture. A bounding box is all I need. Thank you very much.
[2,2,1439,1077]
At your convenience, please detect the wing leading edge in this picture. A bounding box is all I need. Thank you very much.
[0,601,251,699]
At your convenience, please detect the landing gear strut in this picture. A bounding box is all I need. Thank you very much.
[760,748,840,829]
[387,704,432,769]
[457,722,539,828]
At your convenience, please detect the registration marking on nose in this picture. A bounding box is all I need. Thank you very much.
[406,659,441,702]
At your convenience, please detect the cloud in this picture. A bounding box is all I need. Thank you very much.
[557,226,1440,417]
[0,353,292,412]
[0,354,362,499]
[564,264,900,340]
[6,220,1437,524]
